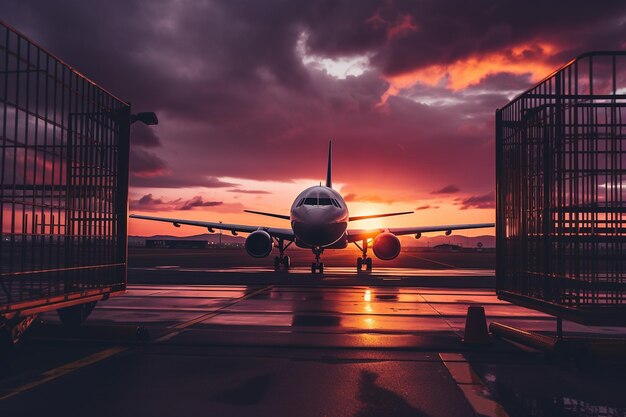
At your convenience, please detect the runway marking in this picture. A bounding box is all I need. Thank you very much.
[0,346,126,402]
[154,285,273,342]
[416,292,462,336]
[439,353,510,417]
[403,253,459,268]
[0,287,272,400]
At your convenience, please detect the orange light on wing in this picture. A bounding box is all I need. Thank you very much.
[379,42,560,105]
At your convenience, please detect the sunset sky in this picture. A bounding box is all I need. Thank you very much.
[5,1,626,236]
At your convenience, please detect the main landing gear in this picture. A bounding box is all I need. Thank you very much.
[354,239,373,272]
[311,247,324,274]
[273,238,292,271]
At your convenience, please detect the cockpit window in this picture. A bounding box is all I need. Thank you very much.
[301,197,334,206]
[332,199,341,208]
[297,199,305,207]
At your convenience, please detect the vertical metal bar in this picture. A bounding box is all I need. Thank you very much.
[64,64,74,293]
[495,108,504,293]
[0,26,9,300]
[11,33,20,284]
[41,48,49,278]
[116,104,131,290]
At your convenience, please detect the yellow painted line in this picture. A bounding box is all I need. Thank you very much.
[439,353,510,417]
[0,346,126,402]
[438,352,466,362]
[154,285,272,342]
[0,285,272,400]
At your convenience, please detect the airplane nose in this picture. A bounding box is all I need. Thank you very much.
[304,207,344,224]
[306,208,327,224]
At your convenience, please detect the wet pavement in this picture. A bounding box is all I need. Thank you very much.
[0,280,625,417]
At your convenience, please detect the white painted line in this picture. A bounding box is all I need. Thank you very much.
[439,353,510,417]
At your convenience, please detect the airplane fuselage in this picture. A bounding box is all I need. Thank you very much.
[290,186,348,248]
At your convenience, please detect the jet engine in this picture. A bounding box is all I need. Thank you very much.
[372,232,401,260]
[245,230,273,258]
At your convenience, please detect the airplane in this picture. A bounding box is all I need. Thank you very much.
[130,142,494,273]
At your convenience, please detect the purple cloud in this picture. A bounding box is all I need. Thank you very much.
[416,204,439,210]
[130,194,223,211]
[227,189,271,195]
[431,185,460,195]
[458,191,495,210]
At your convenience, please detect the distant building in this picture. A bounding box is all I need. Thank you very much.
[433,243,461,252]
[146,239,208,249]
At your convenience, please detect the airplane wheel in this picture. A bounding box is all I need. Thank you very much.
[274,257,281,270]
[319,263,324,274]
[311,263,316,273]
[282,256,290,269]
[357,258,363,271]
[365,257,373,271]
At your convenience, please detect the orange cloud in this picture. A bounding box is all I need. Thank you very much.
[379,43,559,104]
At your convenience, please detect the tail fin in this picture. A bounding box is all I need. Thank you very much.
[325,140,332,188]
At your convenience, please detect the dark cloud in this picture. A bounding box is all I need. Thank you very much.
[415,204,438,210]
[369,1,626,76]
[131,194,177,211]
[131,123,162,148]
[5,0,625,204]
[458,191,495,210]
[178,196,223,210]
[466,72,537,94]
[129,148,170,177]
[131,174,238,189]
[431,185,460,195]
[227,189,271,194]
[130,193,223,211]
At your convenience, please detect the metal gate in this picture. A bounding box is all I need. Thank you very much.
[0,20,130,321]
[496,51,626,325]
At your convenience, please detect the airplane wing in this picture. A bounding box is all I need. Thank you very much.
[345,223,494,242]
[348,211,413,222]
[129,214,295,241]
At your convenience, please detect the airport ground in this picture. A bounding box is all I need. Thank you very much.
[128,247,497,287]
[1,248,625,417]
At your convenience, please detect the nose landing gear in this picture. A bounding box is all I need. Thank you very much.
[273,239,292,271]
[311,247,324,274]
[354,239,373,272]
[274,255,290,270]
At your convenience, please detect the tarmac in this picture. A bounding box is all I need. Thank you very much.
[1,249,625,417]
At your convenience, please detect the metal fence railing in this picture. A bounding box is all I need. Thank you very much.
[496,51,626,325]
[0,20,130,319]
